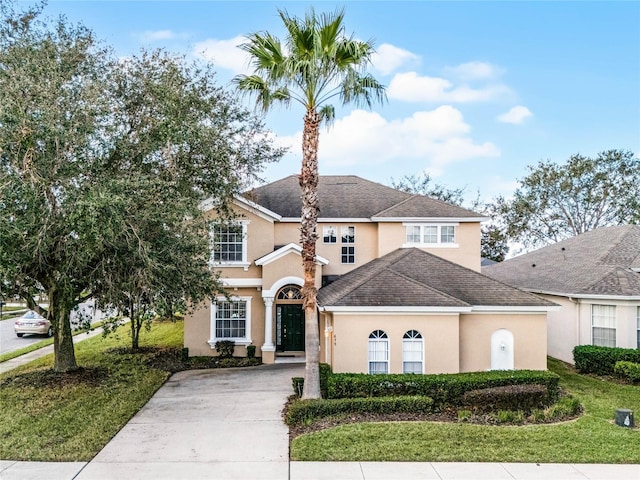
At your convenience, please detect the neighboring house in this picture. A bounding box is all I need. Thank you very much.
[184,175,557,373]
[483,226,640,364]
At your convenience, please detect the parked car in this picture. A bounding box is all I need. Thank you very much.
[14,310,52,338]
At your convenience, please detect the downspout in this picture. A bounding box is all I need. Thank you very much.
[569,297,580,355]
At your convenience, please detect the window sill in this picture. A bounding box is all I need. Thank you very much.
[210,262,251,271]
[208,338,252,348]
[402,243,459,249]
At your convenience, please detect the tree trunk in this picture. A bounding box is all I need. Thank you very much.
[50,287,78,372]
[300,109,321,399]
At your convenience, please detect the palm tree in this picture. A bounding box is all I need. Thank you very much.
[234,8,385,399]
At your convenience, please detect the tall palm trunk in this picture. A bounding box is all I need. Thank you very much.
[300,109,321,399]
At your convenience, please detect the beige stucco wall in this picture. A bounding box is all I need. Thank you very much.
[543,295,579,364]
[205,203,275,279]
[327,313,460,374]
[459,313,547,371]
[275,221,379,275]
[260,252,322,293]
[184,288,265,357]
[377,222,482,271]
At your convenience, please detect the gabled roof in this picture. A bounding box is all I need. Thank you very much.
[244,175,481,220]
[254,243,329,266]
[317,248,555,309]
[483,225,640,298]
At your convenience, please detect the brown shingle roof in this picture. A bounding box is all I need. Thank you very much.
[483,225,640,297]
[244,175,481,219]
[317,248,554,308]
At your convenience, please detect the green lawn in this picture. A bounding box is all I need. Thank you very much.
[291,358,640,463]
[0,320,183,461]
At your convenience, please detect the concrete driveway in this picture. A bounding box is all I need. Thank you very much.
[77,363,303,480]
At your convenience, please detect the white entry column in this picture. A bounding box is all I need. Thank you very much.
[262,296,276,363]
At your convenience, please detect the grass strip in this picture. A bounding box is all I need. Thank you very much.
[290,358,640,463]
[0,319,182,461]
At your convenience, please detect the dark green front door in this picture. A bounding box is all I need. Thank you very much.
[277,304,305,352]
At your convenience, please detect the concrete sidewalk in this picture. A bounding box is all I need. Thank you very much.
[1,362,638,480]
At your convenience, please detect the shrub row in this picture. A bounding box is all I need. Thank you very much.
[461,384,550,412]
[614,361,640,383]
[292,363,332,398]
[327,370,559,406]
[573,345,640,375]
[285,395,434,426]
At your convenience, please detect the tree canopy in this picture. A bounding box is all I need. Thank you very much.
[0,4,282,370]
[497,150,640,249]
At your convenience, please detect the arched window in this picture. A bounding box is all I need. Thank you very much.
[402,330,423,374]
[368,330,389,374]
[277,285,302,300]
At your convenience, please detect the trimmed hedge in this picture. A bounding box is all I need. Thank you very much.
[614,361,640,383]
[291,363,332,398]
[462,384,550,412]
[573,345,640,375]
[285,395,434,425]
[327,370,559,406]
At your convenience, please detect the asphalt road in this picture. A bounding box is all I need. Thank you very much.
[0,317,49,355]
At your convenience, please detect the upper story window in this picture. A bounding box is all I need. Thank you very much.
[210,221,249,267]
[592,304,616,347]
[323,226,337,244]
[341,226,355,243]
[403,223,458,247]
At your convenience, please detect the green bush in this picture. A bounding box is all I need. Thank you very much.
[290,363,332,398]
[246,345,256,358]
[614,361,640,383]
[573,345,640,375]
[462,384,549,412]
[214,340,235,359]
[286,396,434,426]
[327,370,559,407]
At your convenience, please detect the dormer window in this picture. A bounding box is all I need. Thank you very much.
[403,223,458,247]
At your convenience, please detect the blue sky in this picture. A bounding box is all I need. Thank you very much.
[39,1,640,201]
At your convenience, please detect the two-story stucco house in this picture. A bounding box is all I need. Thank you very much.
[184,175,557,374]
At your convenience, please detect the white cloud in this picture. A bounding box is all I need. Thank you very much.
[445,61,504,81]
[498,106,533,124]
[371,43,420,75]
[193,35,248,74]
[275,107,500,175]
[388,72,511,103]
[137,30,188,43]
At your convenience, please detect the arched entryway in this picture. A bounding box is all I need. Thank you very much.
[275,285,305,352]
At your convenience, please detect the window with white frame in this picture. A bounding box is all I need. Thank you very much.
[368,330,389,374]
[212,297,251,343]
[403,330,423,374]
[323,226,337,243]
[592,304,616,347]
[341,246,355,264]
[404,224,457,246]
[211,222,248,264]
[341,226,355,243]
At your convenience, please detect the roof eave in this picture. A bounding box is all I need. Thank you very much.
[371,216,489,223]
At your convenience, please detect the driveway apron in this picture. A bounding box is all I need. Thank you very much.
[77,363,303,480]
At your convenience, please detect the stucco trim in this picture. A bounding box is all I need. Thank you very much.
[320,306,470,314]
[373,216,489,223]
[199,195,282,222]
[255,243,329,266]
[262,276,304,298]
[221,278,263,288]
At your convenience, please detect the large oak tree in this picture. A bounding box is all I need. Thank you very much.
[0,4,282,370]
